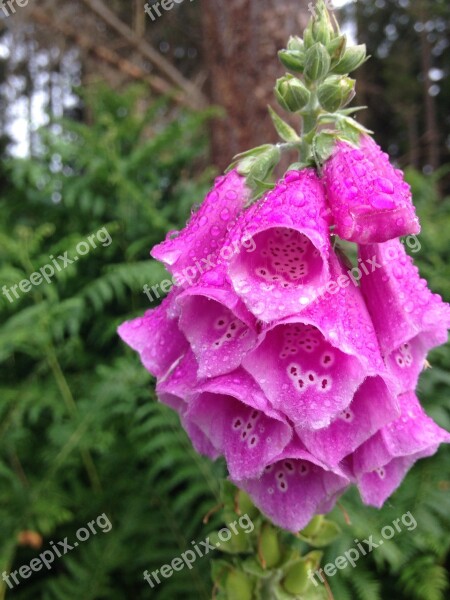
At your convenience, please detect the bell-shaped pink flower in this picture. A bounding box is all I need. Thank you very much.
[350,391,450,507]
[323,135,420,244]
[151,169,250,284]
[297,376,399,466]
[177,266,259,379]
[187,368,292,480]
[226,169,332,322]
[242,253,385,429]
[156,350,220,460]
[117,290,188,379]
[359,239,450,393]
[233,440,349,532]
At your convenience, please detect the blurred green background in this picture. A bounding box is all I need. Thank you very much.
[0,1,449,599]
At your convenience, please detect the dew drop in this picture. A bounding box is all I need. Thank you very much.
[220,208,230,221]
[370,194,396,210]
[375,177,395,194]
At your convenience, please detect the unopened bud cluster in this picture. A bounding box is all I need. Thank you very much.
[276,2,366,118]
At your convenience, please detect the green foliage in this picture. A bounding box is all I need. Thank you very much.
[0,86,224,599]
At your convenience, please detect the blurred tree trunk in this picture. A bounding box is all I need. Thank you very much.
[201,0,309,170]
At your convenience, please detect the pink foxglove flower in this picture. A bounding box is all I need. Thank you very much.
[177,266,258,379]
[233,440,350,533]
[151,169,250,284]
[186,368,292,480]
[323,135,420,244]
[359,239,450,393]
[226,169,332,322]
[349,392,450,507]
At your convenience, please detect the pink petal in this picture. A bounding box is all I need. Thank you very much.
[359,239,450,393]
[187,369,292,479]
[117,290,188,379]
[156,351,220,460]
[177,266,258,378]
[226,169,332,322]
[232,440,349,532]
[297,375,399,466]
[352,391,450,507]
[151,170,250,283]
[323,135,420,244]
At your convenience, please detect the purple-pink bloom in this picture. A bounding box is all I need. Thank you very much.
[359,239,450,393]
[151,169,250,284]
[118,150,449,531]
[297,376,399,466]
[242,252,385,429]
[177,265,258,379]
[117,290,187,379]
[186,368,292,480]
[233,440,350,533]
[157,350,220,460]
[226,169,332,322]
[323,135,420,244]
[350,392,450,508]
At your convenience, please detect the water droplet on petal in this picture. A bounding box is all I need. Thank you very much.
[375,177,395,194]
[370,194,396,209]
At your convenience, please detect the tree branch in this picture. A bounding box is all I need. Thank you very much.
[80,0,208,108]
[30,8,195,108]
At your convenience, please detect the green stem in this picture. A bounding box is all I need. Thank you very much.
[301,90,321,158]
[21,239,103,495]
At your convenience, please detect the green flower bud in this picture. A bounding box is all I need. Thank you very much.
[225,569,254,600]
[236,155,258,176]
[209,529,249,554]
[278,50,306,72]
[304,42,331,82]
[258,524,282,569]
[327,34,347,65]
[282,560,311,595]
[274,75,310,112]
[287,35,304,53]
[333,44,367,74]
[300,515,324,537]
[236,490,259,520]
[303,21,315,49]
[318,76,355,111]
[312,8,333,46]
